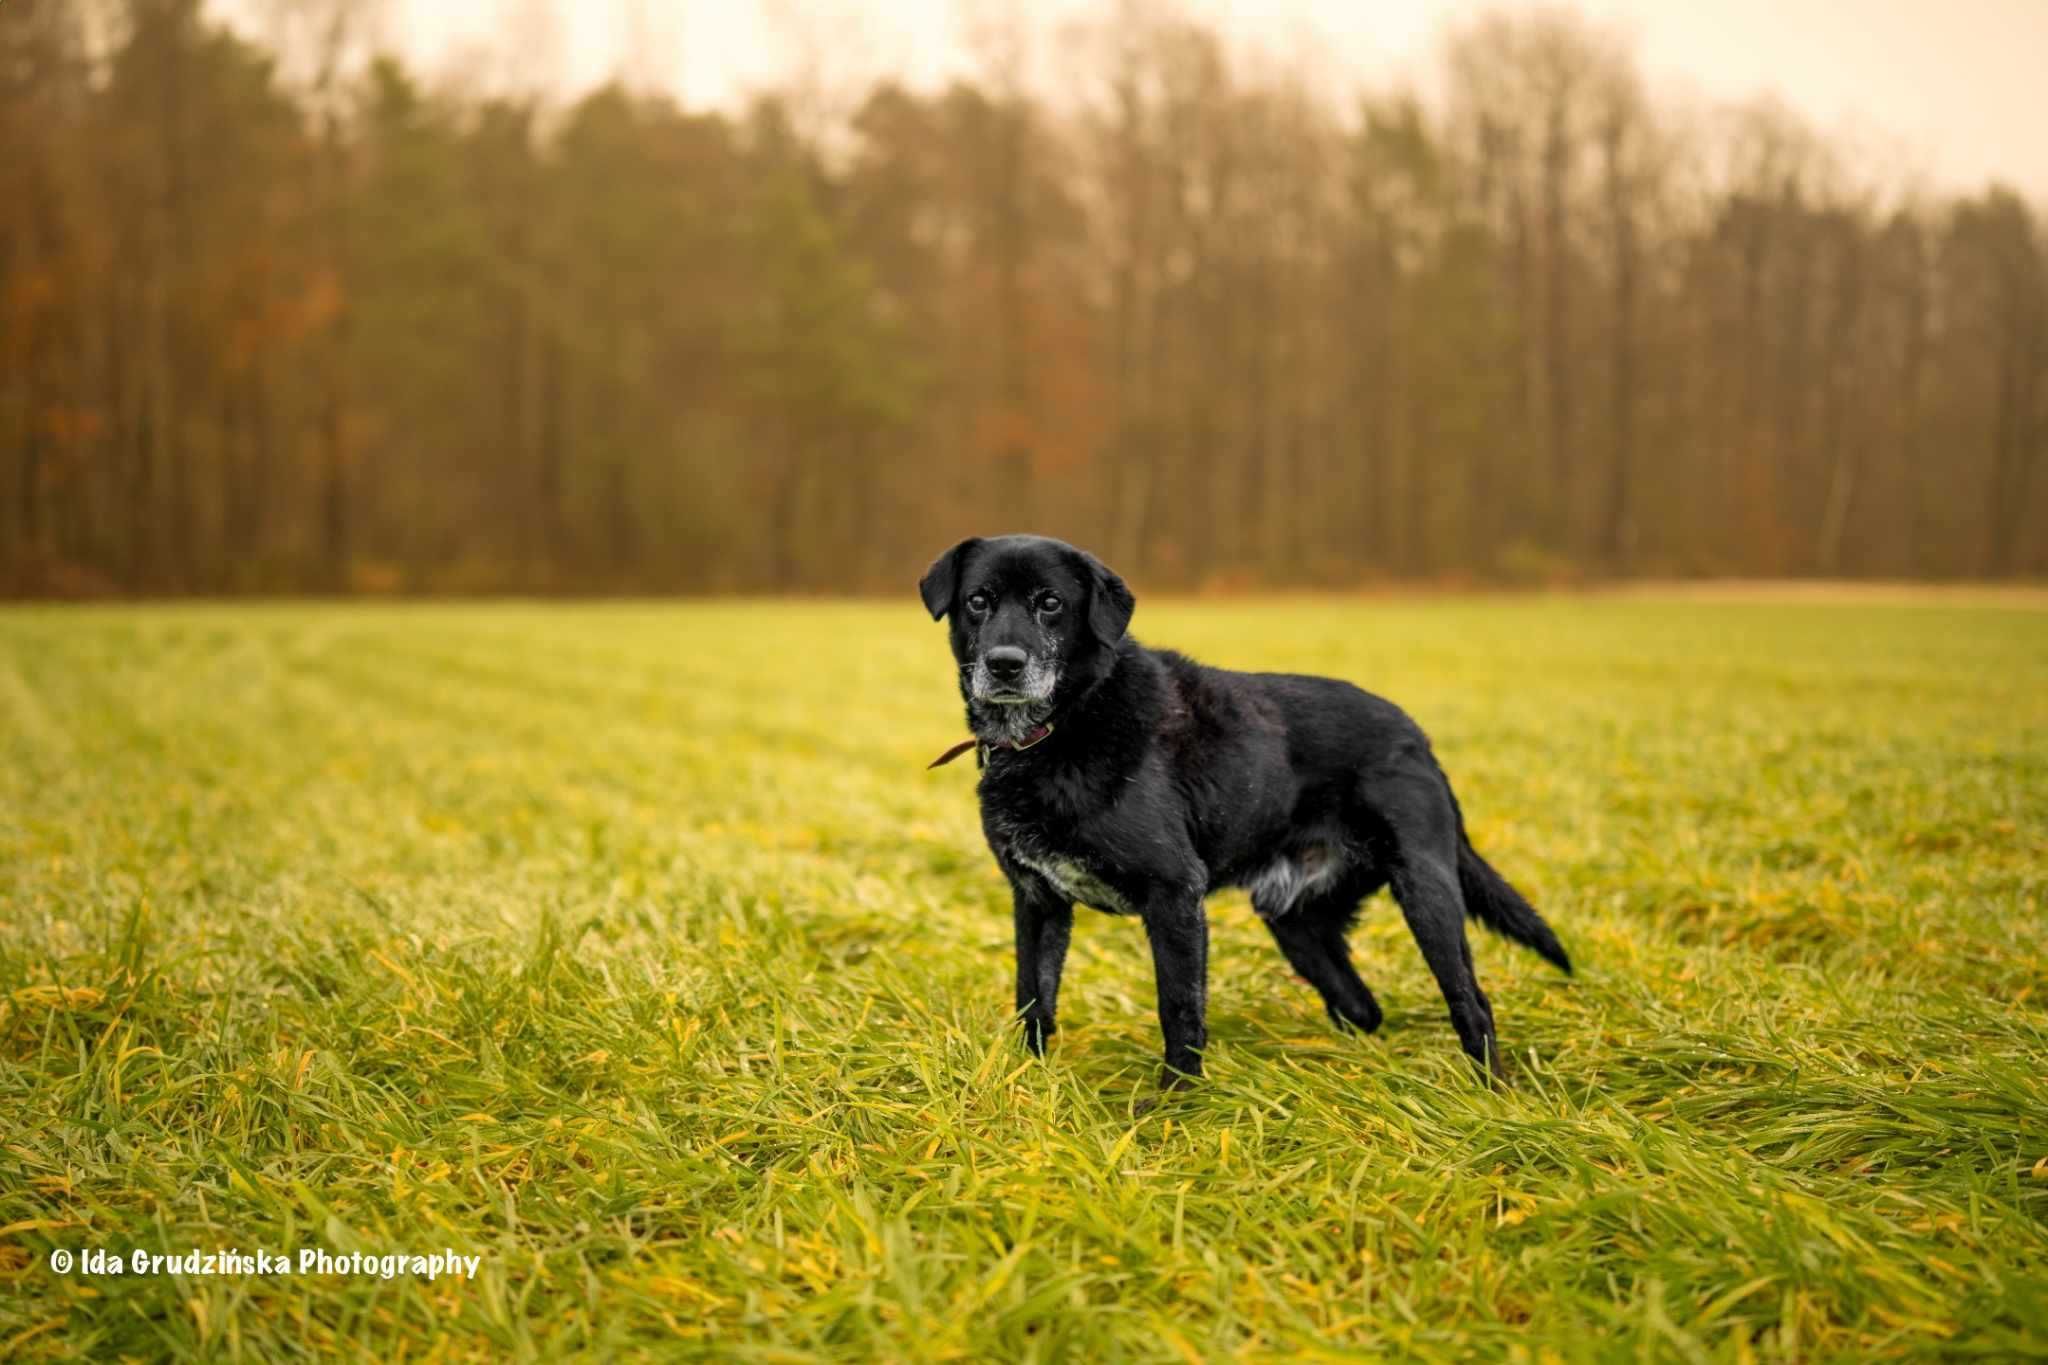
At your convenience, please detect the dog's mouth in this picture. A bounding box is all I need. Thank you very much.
[968,655,1059,712]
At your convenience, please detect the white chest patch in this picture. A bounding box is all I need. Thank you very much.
[1246,845,1345,920]
[1016,853,1135,916]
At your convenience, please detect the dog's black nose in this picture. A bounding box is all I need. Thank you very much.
[984,647,1028,682]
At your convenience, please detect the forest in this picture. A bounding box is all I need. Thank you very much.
[3,0,2045,595]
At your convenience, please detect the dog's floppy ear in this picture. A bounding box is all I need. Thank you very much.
[1077,548,1135,647]
[918,538,980,621]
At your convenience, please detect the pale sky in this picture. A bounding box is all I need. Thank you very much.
[261,0,2048,197]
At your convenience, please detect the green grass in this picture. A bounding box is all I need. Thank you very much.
[1,596,2044,1362]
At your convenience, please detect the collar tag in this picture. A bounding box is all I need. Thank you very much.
[1013,722,1054,750]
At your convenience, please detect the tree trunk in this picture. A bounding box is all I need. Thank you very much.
[1541,97,1573,549]
[317,109,350,592]
[537,328,568,585]
[1895,233,1929,575]
[1815,223,1865,574]
[1597,107,1635,570]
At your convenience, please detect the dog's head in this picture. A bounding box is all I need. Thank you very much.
[919,535,1135,739]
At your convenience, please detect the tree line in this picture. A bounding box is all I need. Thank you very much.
[3,0,2045,596]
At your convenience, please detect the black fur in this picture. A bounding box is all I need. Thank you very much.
[920,534,1571,1085]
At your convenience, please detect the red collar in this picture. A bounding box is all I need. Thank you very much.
[928,722,1054,769]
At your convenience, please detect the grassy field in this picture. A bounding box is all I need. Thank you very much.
[1,596,2044,1361]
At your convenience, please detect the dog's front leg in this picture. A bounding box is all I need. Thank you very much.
[1011,875,1074,1055]
[1141,890,1208,1085]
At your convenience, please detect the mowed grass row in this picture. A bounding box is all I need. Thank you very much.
[0,597,2043,1361]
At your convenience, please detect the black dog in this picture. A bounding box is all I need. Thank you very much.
[921,534,1570,1085]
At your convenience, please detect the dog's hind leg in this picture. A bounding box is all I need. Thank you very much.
[1259,881,1383,1035]
[1390,859,1498,1072]
[1373,770,1499,1073]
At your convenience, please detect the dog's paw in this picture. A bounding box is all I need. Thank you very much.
[1470,1040,1511,1089]
[1328,1001,1383,1036]
[1020,1017,1056,1056]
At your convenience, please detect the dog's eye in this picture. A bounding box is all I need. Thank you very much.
[966,592,991,615]
[1036,592,1063,614]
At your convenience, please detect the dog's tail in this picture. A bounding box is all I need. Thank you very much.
[1456,832,1571,973]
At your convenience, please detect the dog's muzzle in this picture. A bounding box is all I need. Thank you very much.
[971,648,1056,704]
